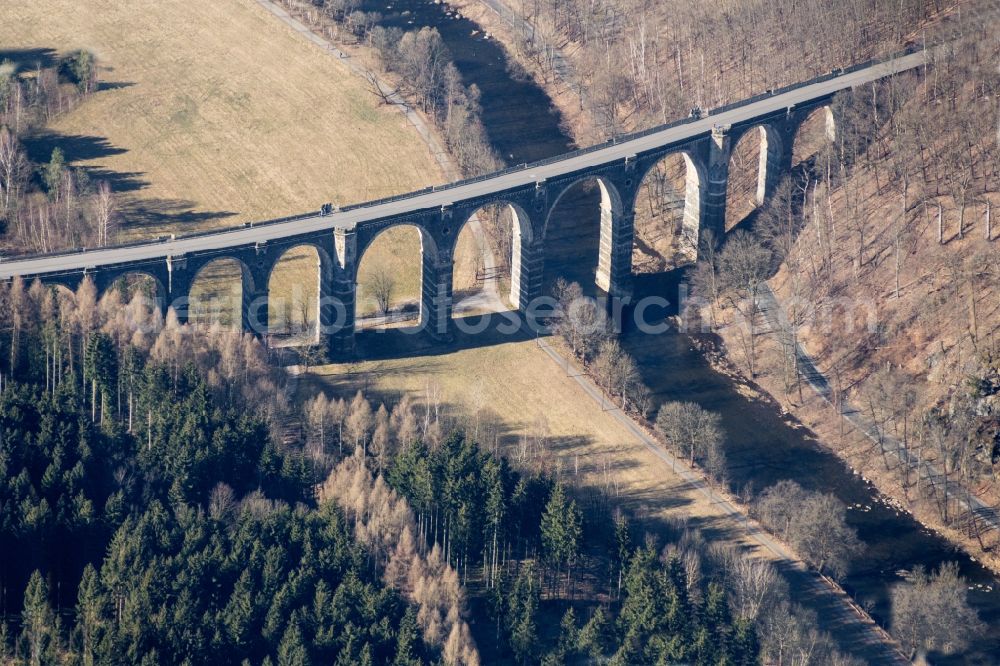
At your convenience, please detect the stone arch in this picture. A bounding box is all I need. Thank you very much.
[188,256,257,330]
[726,123,785,229]
[450,201,533,314]
[792,105,837,170]
[265,242,332,344]
[354,221,439,332]
[100,270,166,302]
[543,175,626,295]
[49,280,77,297]
[546,175,625,236]
[632,150,706,271]
[41,279,79,306]
[98,269,168,318]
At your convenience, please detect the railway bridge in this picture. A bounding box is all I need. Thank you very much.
[0,51,926,356]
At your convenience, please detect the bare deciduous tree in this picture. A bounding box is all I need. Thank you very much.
[305,393,332,452]
[362,69,397,105]
[92,179,116,247]
[366,263,396,315]
[689,228,721,329]
[891,562,985,660]
[654,401,726,480]
[552,278,609,360]
[390,394,420,451]
[321,453,480,665]
[755,480,861,580]
[0,126,28,214]
[718,231,773,377]
[371,403,391,473]
[592,338,644,412]
[346,390,374,454]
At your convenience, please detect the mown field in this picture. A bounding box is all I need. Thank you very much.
[0,0,444,317]
[304,339,771,547]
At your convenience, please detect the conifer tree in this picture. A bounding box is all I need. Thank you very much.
[393,607,421,666]
[556,607,578,656]
[481,456,506,588]
[278,606,310,664]
[540,483,582,591]
[75,564,105,666]
[507,563,539,664]
[577,607,610,660]
[614,514,631,598]
[20,571,57,666]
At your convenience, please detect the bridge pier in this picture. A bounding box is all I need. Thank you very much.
[422,249,454,341]
[240,246,273,337]
[511,234,544,309]
[702,126,732,246]
[242,277,269,336]
[166,255,192,324]
[596,209,634,299]
[326,279,356,357]
[327,229,357,358]
[758,124,789,205]
[312,258,332,347]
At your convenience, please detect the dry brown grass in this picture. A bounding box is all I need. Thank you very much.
[188,228,469,328]
[304,339,774,550]
[356,227,424,318]
[188,259,244,327]
[0,0,442,236]
[451,225,483,299]
[0,0,452,322]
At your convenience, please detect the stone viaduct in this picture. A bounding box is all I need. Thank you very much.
[0,51,924,358]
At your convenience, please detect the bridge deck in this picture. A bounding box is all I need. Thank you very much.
[0,50,926,280]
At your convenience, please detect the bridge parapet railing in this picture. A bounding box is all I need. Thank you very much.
[0,210,325,265]
[4,45,925,265]
[334,44,923,212]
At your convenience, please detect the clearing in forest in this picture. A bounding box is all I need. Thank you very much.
[306,339,769,545]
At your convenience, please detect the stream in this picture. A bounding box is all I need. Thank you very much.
[360,0,1000,661]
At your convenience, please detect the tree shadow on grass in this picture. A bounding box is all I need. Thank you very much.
[22,131,128,164]
[77,167,150,194]
[305,357,453,396]
[121,198,237,230]
[96,81,135,92]
[1,48,135,90]
[0,47,60,70]
[20,131,152,194]
[2,47,245,248]
[21,132,237,228]
[353,315,538,360]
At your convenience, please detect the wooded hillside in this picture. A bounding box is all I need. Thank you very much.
[499,0,956,141]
